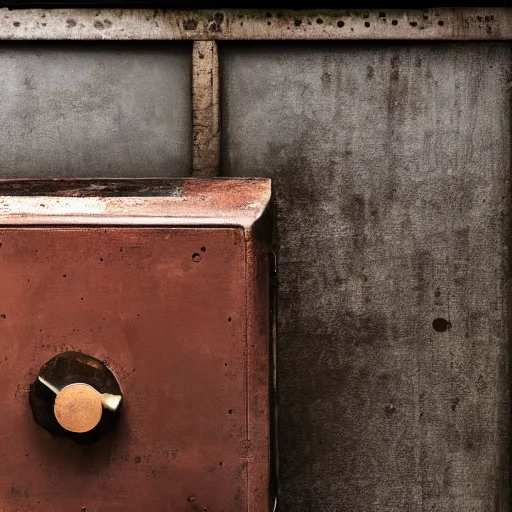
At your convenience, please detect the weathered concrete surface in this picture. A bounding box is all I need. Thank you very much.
[221,42,511,511]
[0,42,191,177]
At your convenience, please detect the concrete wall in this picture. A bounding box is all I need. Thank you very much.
[0,42,192,177]
[221,41,511,512]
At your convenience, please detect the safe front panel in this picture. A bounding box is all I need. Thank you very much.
[0,179,272,512]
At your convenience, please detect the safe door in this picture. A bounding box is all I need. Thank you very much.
[0,178,273,512]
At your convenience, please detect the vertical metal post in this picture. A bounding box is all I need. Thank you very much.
[192,40,220,177]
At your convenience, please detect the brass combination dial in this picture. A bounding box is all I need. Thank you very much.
[29,351,123,444]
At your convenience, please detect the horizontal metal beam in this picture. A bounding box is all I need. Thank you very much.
[0,8,512,40]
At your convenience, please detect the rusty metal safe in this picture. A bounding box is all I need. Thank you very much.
[0,178,274,511]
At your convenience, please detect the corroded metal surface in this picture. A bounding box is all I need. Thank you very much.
[0,178,271,228]
[0,179,272,511]
[0,8,511,40]
[192,41,220,178]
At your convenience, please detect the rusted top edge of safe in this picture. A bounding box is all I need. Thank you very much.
[0,178,271,228]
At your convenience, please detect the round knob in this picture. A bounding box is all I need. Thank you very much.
[54,383,103,434]
[29,351,123,443]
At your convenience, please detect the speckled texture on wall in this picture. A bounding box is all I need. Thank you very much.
[0,42,192,177]
[221,41,511,512]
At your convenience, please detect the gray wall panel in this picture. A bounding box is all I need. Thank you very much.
[0,42,192,177]
[221,42,511,511]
